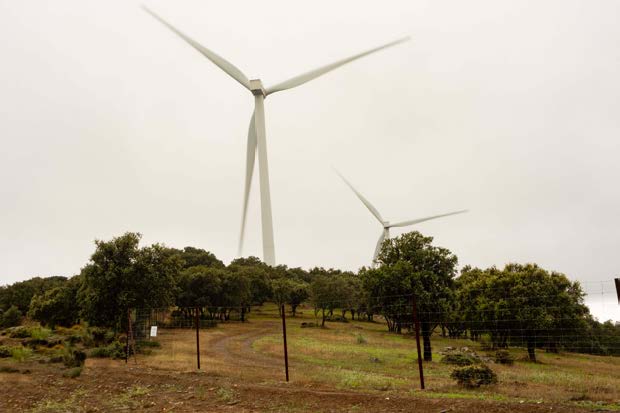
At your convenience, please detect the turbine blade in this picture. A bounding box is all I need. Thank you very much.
[373,231,386,264]
[142,6,250,90]
[265,37,409,95]
[238,112,257,256]
[389,209,468,228]
[335,169,383,224]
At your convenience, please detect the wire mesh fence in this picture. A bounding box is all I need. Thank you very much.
[126,282,619,390]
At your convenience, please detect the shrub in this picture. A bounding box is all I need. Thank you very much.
[137,340,161,348]
[451,364,498,388]
[63,367,83,378]
[0,346,12,358]
[89,341,125,359]
[494,350,514,365]
[8,326,31,338]
[11,347,33,362]
[0,306,22,328]
[62,347,86,368]
[356,334,367,345]
[30,327,52,341]
[441,353,475,366]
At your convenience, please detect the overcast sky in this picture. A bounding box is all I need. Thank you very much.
[0,1,618,320]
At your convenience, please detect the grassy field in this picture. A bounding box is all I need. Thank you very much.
[1,303,619,412]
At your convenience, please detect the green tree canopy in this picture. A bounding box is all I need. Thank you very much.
[361,231,458,361]
[78,232,181,329]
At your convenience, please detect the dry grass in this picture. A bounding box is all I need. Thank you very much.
[134,303,620,410]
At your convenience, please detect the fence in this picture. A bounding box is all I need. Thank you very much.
[126,281,620,391]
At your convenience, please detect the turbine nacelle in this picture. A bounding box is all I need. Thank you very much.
[249,79,266,97]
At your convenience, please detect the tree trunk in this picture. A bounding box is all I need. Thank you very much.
[423,333,432,361]
[527,338,537,362]
[321,309,326,327]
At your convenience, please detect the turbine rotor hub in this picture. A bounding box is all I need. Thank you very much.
[249,79,266,96]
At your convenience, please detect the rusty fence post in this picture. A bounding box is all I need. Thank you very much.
[195,308,201,370]
[281,304,289,382]
[412,296,425,389]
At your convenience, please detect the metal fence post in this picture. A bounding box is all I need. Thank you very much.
[412,296,425,389]
[195,307,201,370]
[281,304,289,382]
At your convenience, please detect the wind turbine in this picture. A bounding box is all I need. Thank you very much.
[142,6,409,266]
[336,171,467,264]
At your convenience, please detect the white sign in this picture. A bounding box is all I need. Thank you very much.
[150,326,158,337]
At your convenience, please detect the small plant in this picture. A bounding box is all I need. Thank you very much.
[9,326,32,338]
[30,327,52,341]
[451,364,498,388]
[216,387,235,403]
[63,367,83,378]
[0,345,12,358]
[356,334,367,345]
[90,341,125,359]
[494,350,514,365]
[11,346,33,362]
[137,340,161,348]
[62,347,86,367]
[441,353,475,366]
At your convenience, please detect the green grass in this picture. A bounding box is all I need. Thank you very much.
[30,327,52,341]
[248,310,620,409]
[29,389,87,413]
[11,346,33,362]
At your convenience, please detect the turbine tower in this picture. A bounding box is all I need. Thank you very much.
[142,6,409,266]
[336,171,467,264]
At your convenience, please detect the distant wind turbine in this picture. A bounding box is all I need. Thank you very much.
[142,6,409,266]
[336,171,467,264]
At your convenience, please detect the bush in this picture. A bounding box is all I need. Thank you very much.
[0,346,12,358]
[89,341,125,359]
[494,350,514,365]
[356,334,367,345]
[62,347,86,368]
[137,340,161,348]
[0,306,22,328]
[11,347,33,362]
[63,367,83,378]
[29,327,52,341]
[451,364,498,388]
[8,326,32,338]
[441,353,475,366]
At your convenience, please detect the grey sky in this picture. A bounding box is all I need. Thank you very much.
[1,1,618,320]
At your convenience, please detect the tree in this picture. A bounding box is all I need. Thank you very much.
[175,266,224,319]
[173,247,225,269]
[0,276,67,313]
[458,263,589,362]
[287,281,309,317]
[228,265,271,306]
[271,278,292,315]
[78,233,181,329]
[0,305,22,328]
[28,276,82,327]
[309,273,350,326]
[362,231,458,361]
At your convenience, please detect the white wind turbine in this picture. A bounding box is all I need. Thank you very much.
[336,171,467,264]
[142,6,409,266]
